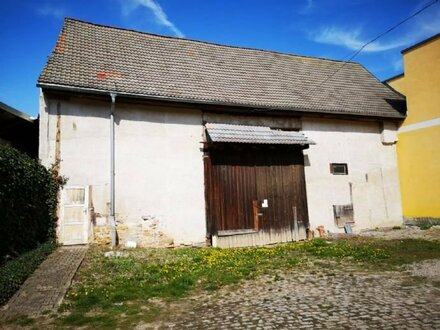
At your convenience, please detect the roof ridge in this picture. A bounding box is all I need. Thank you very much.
[39,18,405,119]
[64,17,359,66]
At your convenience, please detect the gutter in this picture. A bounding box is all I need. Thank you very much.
[109,93,117,247]
[37,82,406,120]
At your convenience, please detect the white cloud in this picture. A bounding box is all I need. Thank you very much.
[313,27,407,52]
[120,0,185,38]
[311,2,440,53]
[37,4,65,20]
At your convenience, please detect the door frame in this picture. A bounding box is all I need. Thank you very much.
[59,185,90,245]
[204,144,310,241]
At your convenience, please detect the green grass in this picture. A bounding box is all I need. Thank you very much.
[291,238,391,261]
[65,245,302,306]
[420,224,434,230]
[0,241,57,305]
[55,245,304,328]
[13,316,35,326]
[9,237,438,329]
[299,237,440,270]
[376,239,440,266]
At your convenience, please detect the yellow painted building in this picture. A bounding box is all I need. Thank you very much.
[385,33,440,220]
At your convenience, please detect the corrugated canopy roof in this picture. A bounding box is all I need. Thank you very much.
[38,18,406,119]
[206,123,315,145]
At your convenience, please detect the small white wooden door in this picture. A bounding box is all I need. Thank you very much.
[60,186,89,245]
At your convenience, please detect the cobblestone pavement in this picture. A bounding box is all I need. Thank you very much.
[0,246,87,319]
[156,264,440,329]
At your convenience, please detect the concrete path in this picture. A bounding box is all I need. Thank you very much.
[0,246,87,319]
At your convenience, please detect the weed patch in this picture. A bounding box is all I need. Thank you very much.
[13,316,35,326]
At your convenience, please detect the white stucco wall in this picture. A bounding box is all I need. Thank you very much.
[39,89,403,245]
[115,103,206,245]
[302,118,403,233]
[39,93,206,246]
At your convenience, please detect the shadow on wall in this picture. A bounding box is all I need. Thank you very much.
[385,98,407,116]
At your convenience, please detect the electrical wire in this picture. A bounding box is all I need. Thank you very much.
[308,0,439,93]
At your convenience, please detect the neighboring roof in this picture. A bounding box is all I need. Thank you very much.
[0,101,34,122]
[205,123,315,145]
[0,101,38,157]
[401,33,440,54]
[38,18,405,119]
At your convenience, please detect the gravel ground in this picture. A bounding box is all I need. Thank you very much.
[359,225,440,241]
[359,226,440,283]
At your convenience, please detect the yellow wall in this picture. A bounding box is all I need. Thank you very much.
[387,35,440,219]
[397,126,440,217]
[400,37,440,126]
[386,75,406,95]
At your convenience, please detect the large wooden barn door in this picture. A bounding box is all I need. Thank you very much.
[205,145,309,243]
[205,147,257,233]
[254,149,308,234]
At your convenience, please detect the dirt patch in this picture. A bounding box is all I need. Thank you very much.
[408,259,440,282]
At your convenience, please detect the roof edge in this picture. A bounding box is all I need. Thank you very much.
[0,101,34,122]
[383,73,404,83]
[401,32,440,54]
[38,82,406,120]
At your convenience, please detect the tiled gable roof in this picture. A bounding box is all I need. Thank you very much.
[38,18,405,119]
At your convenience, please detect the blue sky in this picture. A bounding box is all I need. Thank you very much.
[1,0,439,117]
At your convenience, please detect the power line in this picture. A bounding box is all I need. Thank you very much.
[308,0,439,93]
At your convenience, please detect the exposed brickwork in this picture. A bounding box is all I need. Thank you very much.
[0,246,87,319]
[92,223,174,247]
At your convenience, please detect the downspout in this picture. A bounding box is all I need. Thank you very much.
[110,93,117,247]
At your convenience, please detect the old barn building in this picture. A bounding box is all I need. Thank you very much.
[38,18,405,247]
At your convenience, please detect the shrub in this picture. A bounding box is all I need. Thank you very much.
[0,242,56,305]
[0,144,63,262]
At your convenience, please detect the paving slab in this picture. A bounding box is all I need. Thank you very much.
[0,246,87,319]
